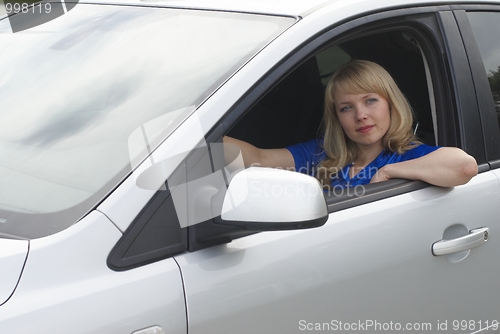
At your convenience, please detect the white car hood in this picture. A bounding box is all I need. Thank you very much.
[0,239,28,305]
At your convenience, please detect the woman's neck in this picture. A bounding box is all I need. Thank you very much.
[349,144,384,178]
[355,144,384,167]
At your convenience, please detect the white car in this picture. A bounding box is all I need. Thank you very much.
[1,0,500,333]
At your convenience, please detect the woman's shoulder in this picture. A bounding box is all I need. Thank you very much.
[287,138,324,154]
[286,138,326,174]
[402,142,441,159]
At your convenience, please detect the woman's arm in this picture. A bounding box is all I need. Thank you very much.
[223,136,295,169]
[370,147,478,187]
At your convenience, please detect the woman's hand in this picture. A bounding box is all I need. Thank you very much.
[370,147,478,187]
[370,164,393,184]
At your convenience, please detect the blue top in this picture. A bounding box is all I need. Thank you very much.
[286,139,440,188]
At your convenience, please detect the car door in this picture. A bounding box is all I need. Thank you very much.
[174,4,500,334]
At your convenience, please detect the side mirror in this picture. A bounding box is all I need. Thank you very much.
[216,167,328,231]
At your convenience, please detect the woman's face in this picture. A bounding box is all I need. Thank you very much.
[334,90,391,152]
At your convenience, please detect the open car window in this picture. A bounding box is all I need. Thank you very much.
[226,29,436,198]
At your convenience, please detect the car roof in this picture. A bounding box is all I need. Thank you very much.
[81,0,331,16]
[81,0,500,17]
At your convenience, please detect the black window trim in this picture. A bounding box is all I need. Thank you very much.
[108,184,188,271]
[436,10,487,164]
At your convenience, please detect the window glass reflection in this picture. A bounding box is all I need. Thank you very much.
[468,12,500,127]
[0,6,294,238]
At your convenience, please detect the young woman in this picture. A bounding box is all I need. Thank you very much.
[224,60,477,189]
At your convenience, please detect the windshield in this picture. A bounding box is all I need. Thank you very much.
[0,4,295,239]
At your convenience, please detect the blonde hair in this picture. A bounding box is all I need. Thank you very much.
[318,60,418,187]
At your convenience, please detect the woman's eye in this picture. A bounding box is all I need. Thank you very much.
[366,98,378,104]
[339,105,351,112]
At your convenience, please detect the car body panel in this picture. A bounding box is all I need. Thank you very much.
[77,0,500,16]
[0,211,187,334]
[176,171,500,333]
[0,239,28,306]
[493,169,500,186]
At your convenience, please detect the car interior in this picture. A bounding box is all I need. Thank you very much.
[227,30,436,150]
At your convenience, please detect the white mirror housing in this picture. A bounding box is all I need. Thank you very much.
[218,167,328,230]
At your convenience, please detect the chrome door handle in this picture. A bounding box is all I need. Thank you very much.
[432,227,489,256]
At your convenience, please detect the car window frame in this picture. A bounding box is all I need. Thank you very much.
[184,4,487,252]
